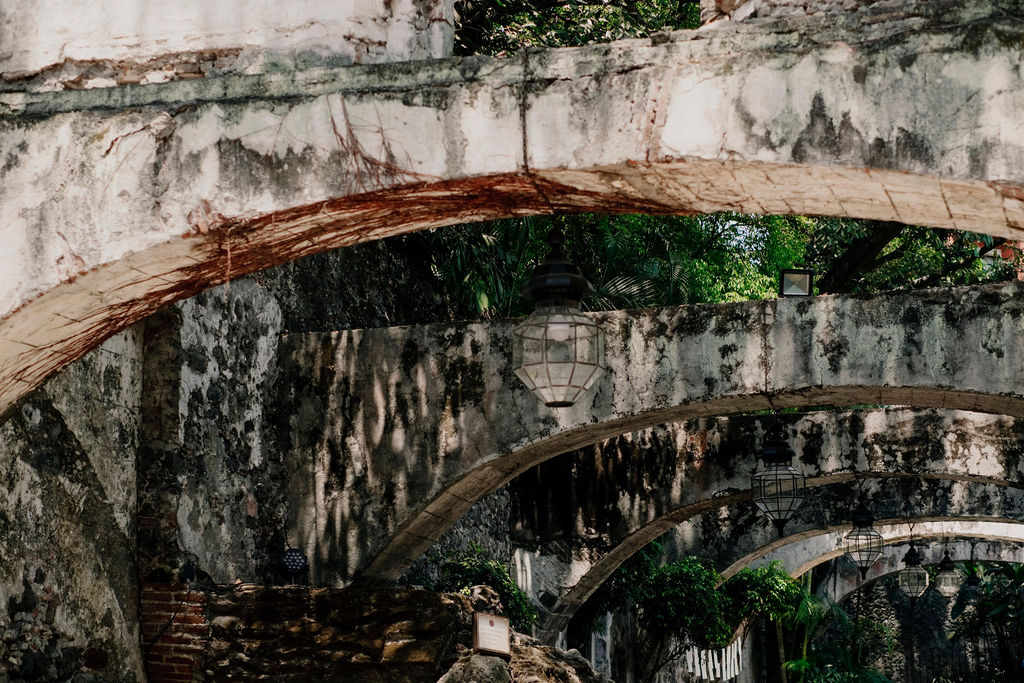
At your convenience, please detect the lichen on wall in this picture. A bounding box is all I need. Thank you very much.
[0,330,144,682]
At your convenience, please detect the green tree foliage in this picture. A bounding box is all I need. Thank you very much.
[429,212,810,318]
[575,544,803,682]
[454,0,701,56]
[433,542,539,631]
[805,219,1022,294]
[429,212,1022,321]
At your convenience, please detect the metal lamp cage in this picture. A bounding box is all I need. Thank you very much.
[898,543,930,599]
[844,494,884,578]
[512,229,606,408]
[751,441,807,537]
[935,551,963,598]
[513,305,605,407]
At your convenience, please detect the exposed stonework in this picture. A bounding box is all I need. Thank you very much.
[2,0,1024,417]
[136,583,610,683]
[0,0,454,89]
[0,331,144,682]
[201,586,470,682]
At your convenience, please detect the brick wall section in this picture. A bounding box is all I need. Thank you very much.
[202,586,471,682]
[139,585,472,682]
[141,582,211,683]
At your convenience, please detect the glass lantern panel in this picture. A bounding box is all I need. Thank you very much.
[845,528,883,568]
[751,465,806,521]
[899,567,929,598]
[935,571,961,598]
[546,361,575,386]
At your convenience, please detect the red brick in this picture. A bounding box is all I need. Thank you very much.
[146,662,190,675]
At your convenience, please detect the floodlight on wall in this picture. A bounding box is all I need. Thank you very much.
[898,541,930,600]
[280,546,309,585]
[844,492,884,579]
[751,440,806,538]
[512,229,605,408]
[935,550,962,599]
[779,268,814,297]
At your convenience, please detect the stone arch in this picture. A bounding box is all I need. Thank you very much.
[3,0,1024,417]
[272,284,1024,589]
[724,519,1024,594]
[812,538,1024,605]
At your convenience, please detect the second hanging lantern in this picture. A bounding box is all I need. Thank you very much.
[751,440,806,538]
[844,492,884,579]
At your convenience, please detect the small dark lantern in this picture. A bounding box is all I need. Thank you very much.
[512,229,605,408]
[844,493,884,579]
[935,550,962,598]
[751,440,807,538]
[281,546,309,584]
[898,542,929,599]
[963,572,982,605]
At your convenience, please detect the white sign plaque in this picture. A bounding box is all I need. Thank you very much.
[473,612,511,657]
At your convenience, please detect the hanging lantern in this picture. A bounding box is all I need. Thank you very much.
[963,573,982,605]
[751,440,806,538]
[512,230,605,408]
[844,493,884,579]
[935,551,962,598]
[898,542,929,599]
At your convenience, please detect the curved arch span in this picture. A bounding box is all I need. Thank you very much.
[811,537,1024,605]
[724,518,1024,599]
[3,1,1024,414]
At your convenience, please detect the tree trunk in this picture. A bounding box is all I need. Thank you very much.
[775,619,788,683]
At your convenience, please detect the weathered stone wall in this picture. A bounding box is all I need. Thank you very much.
[0,230,460,680]
[201,586,470,682]
[0,331,144,682]
[701,0,951,24]
[274,282,1024,589]
[0,0,454,90]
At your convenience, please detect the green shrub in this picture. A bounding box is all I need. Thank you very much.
[434,543,538,632]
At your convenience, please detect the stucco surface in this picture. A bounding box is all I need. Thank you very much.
[0,0,454,84]
[0,330,144,681]
[273,282,1024,592]
[1,0,1023,417]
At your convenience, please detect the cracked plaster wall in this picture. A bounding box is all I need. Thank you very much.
[0,0,454,90]
[2,0,1024,419]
